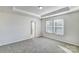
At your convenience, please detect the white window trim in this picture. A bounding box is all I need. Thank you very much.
[46,19,64,35]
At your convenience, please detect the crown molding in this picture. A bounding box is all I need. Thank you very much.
[41,7,66,16]
[42,7,79,19]
[12,7,79,19]
[12,7,41,18]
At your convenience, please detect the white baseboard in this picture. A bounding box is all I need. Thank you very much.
[43,36,79,47]
[0,37,33,46]
[0,36,41,46]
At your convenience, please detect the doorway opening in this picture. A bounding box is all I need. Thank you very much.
[31,21,36,38]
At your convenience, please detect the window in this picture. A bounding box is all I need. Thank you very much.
[46,20,54,33]
[46,19,64,35]
[54,19,64,35]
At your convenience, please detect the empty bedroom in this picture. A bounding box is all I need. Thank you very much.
[0,6,79,53]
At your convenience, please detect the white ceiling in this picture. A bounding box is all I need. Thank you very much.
[15,6,64,16]
[0,6,77,18]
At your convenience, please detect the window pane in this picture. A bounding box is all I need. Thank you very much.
[46,20,54,33]
[46,20,53,27]
[54,19,64,26]
[46,27,52,33]
[55,27,64,35]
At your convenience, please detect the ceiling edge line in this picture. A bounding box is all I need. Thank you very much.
[41,6,66,16]
[42,7,79,19]
[12,7,41,18]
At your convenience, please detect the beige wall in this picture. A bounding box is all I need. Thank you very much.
[42,11,79,46]
[0,11,41,46]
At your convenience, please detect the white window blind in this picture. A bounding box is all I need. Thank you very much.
[46,19,64,35]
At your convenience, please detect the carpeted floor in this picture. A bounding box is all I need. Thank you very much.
[0,37,66,53]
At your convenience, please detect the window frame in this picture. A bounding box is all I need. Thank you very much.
[45,19,64,35]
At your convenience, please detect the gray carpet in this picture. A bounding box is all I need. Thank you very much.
[0,37,66,53]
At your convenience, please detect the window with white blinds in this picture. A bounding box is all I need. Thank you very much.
[46,19,64,35]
